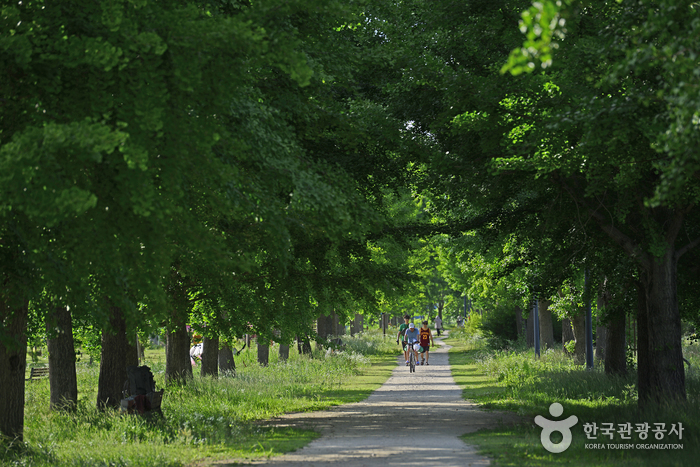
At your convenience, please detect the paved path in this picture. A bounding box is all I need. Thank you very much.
[231,335,521,466]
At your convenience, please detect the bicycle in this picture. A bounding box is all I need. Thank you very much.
[407,342,419,373]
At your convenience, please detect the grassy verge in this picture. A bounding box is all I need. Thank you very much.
[5,331,398,467]
[445,329,699,467]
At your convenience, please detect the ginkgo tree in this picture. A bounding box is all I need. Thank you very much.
[0,0,373,438]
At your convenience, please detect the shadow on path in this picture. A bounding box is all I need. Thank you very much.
[225,333,522,466]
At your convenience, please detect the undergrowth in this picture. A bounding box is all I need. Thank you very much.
[3,333,389,467]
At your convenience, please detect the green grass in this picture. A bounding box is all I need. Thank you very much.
[4,330,397,467]
[445,329,699,466]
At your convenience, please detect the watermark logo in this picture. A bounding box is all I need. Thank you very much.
[535,403,579,453]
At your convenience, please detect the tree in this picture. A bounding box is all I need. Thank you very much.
[0,0,324,437]
[365,0,700,405]
[502,0,700,404]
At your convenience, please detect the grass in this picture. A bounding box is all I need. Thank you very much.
[4,329,398,467]
[444,327,700,467]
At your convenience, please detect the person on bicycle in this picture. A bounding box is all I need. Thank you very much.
[419,321,434,365]
[397,314,412,365]
[403,323,421,366]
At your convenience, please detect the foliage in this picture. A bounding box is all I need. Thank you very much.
[342,328,403,356]
[7,335,395,466]
[446,316,485,350]
[449,340,700,465]
[479,305,519,348]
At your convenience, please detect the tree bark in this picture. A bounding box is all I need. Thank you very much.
[257,339,269,366]
[354,314,364,335]
[637,281,651,405]
[571,313,586,365]
[588,205,689,404]
[219,345,235,374]
[526,308,534,348]
[279,344,290,361]
[562,318,574,355]
[165,322,192,385]
[0,298,28,441]
[46,306,78,411]
[332,310,342,336]
[605,309,627,376]
[644,251,685,402]
[126,337,138,369]
[317,314,332,340]
[595,324,607,362]
[538,299,554,351]
[515,306,525,338]
[297,335,312,355]
[201,335,219,378]
[96,306,129,410]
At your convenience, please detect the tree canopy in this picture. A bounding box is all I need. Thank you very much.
[2,0,700,440]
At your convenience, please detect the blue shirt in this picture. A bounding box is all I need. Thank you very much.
[404,328,420,343]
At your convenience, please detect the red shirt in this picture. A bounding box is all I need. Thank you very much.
[419,327,432,347]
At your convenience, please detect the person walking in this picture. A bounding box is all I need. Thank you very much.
[434,315,443,337]
[397,314,412,365]
[419,321,434,365]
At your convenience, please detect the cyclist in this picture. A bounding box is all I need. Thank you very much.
[397,314,411,365]
[419,321,434,365]
[403,323,421,366]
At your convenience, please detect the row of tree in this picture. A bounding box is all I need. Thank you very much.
[3,0,700,443]
[364,0,700,407]
[0,0,422,441]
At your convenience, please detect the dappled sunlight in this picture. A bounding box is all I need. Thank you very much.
[249,345,521,466]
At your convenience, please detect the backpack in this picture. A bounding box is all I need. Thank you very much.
[127,365,156,396]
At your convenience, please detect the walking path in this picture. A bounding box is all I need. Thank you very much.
[237,334,521,466]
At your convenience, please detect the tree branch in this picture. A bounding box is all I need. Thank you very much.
[676,237,700,260]
[587,207,649,271]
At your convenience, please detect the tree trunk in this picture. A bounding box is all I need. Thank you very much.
[126,336,138,369]
[201,335,219,378]
[257,339,269,366]
[279,344,290,361]
[562,318,574,355]
[0,298,28,441]
[46,306,78,411]
[605,309,627,376]
[354,314,364,335]
[590,207,688,404]
[165,322,192,385]
[571,313,586,365]
[595,324,607,362]
[219,345,235,374]
[332,310,342,336]
[643,251,685,402]
[538,299,554,351]
[317,314,332,340]
[515,306,525,338]
[297,335,312,355]
[637,281,651,405]
[526,308,534,348]
[96,306,129,410]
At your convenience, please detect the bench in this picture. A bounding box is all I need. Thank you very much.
[27,366,49,381]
